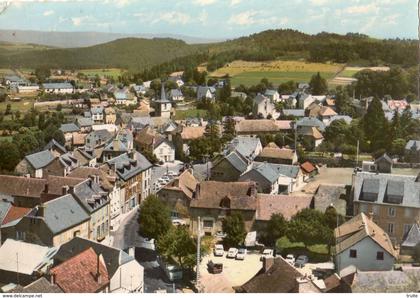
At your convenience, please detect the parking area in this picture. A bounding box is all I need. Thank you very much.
[151,161,184,193]
[198,250,263,292]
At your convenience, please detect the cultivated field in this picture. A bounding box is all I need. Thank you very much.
[79,68,126,79]
[210,60,344,86]
[330,66,390,86]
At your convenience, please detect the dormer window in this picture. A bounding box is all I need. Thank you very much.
[220,196,231,209]
[384,180,404,204]
[360,179,380,202]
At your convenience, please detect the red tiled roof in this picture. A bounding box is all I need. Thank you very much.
[2,205,31,225]
[256,194,313,221]
[301,161,317,174]
[50,248,109,293]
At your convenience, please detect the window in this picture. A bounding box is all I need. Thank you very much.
[203,220,214,228]
[376,251,384,260]
[73,230,80,237]
[387,223,395,235]
[16,231,25,240]
[349,249,357,258]
[388,207,396,217]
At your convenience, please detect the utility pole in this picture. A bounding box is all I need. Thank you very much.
[16,252,19,285]
[356,140,360,168]
[196,216,201,292]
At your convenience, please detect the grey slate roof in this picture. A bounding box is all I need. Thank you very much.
[314,184,347,215]
[244,162,279,184]
[60,123,80,133]
[282,109,305,117]
[168,89,183,98]
[0,200,11,225]
[77,117,94,127]
[91,106,104,114]
[72,180,109,214]
[225,151,249,173]
[227,136,261,161]
[296,117,326,131]
[85,129,113,149]
[197,86,216,100]
[105,151,153,181]
[44,139,67,154]
[42,82,73,90]
[402,224,420,248]
[254,162,300,179]
[253,94,269,104]
[25,150,55,169]
[354,172,420,208]
[36,194,90,235]
[54,236,134,277]
[264,89,278,97]
[405,140,420,151]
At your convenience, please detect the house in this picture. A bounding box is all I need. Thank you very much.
[334,213,397,272]
[0,239,57,286]
[255,142,298,165]
[91,106,104,123]
[102,151,152,212]
[6,277,63,293]
[153,137,175,163]
[226,136,263,161]
[134,126,157,152]
[235,119,291,136]
[72,148,96,166]
[252,94,279,119]
[104,107,116,124]
[404,140,420,163]
[168,76,184,87]
[3,75,27,86]
[180,126,205,141]
[44,139,67,157]
[157,170,198,220]
[235,257,321,293]
[282,109,305,118]
[375,153,393,173]
[1,194,90,247]
[314,184,347,216]
[197,86,216,100]
[114,88,132,105]
[60,123,80,145]
[50,247,110,293]
[54,237,144,292]
[167,89,184,101]
[17,84,40,93]
[300,161,318,180]
[400,223,420,256]
[15,150,65,178]
[127,116,153,132]
[264,89,280,102]
[387,99,409,111]
[239,162,303,194]
[189,181,258,236]
[42,82,74,94]
[299,126,324,149]
[296,116,326,132]
[101,136,130,162]
[352,171,420,244]
[154,83,172,119]
[132,84,147,96]
[71,178,111,242]
[210,151,249,182]
[319,106,338,124]
[85,129,113,151]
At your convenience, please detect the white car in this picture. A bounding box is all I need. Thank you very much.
[167,171,177,176]
[236,248,247,260]
[214,244,224,257]
[285,254,295,265]
[227,248,238,258]
[260,249,274,260]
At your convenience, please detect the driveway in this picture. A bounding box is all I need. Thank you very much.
[198,251,262,293]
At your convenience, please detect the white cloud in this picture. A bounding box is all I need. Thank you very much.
[344,3,378,15]
[71,16,88,26]
[43,10,54,16]
[228,11,258,26]
[310,0,329,6]
[230,0,242,6]
[193,0,217,6]
[155,12,191,25]
[228,10,288,26]
[198,10,208,25]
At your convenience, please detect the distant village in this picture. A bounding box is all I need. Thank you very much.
[0,68,419,294]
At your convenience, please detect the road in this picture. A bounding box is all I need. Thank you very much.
[110,207,179,293]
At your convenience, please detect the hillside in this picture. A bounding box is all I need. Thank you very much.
[0,38,204,71]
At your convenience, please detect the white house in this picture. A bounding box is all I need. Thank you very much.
[90,106,104,123]
[168,89,184,101]
[42,82,74,94]
[17,85,40,93]
[264,89,280,102]
[153,138,175,163]
[253,94,280,119]
[334,213,397,273]
[197,86,216,100]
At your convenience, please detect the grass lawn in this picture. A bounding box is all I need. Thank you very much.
[80,68,125,79]
[175,109,208,120]
[338,69,359,78]
[0,100,34,112]
[276,236,330,262]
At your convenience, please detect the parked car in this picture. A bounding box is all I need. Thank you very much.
[161,176,171,182]
[260,249,274,261]
[294,255,309,268]
[227,248,238,258]
[285,254,295,265]
[215,231,227,239]
[207,260,223,274]
[213,244,224,257]
[236,248,247,260]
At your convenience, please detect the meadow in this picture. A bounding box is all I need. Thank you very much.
[79,68,126,79]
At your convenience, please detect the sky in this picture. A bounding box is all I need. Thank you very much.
[0,0,417,39]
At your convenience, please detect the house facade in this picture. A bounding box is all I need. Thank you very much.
[153,138,175,163]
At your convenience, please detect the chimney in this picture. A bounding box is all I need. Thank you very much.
[113,139,120,151]
[262,257,274,273]
[96,253,102,284]
[94,175,100,184]
[62,185,69,195]
[38,204,45,218]
[128,247,135,257]
[128,150,135,159]
[50,273,55,285]
[44,182,49,194]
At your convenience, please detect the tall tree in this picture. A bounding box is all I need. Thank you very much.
[138,195,171,240]
[262,213,288,247]
[0,141,21,172]
[309,72,328,95]
[222,213,246,247]
[362,98,390,152]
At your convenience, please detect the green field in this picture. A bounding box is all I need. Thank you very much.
[338,69,359,78]
[80,68,125,79]
[276,236,329,262]
[230,71,337,86]
[0,100,34,112]
[175,109,208,120]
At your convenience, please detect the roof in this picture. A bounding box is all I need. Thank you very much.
[190,181,257,211]
[319,106,337,117]
[241,162,279,184]
[1,205,31,225]
[8,277,63,293]
[235,119,282,134]
[50,248,109,293]
[197,86,216,99]
[44,139,67,154]
[134,126,156,147]
[334,213,396,258]
[258,143,295,160]
[252,161,300,179]
[168,89,183,97]
[353,172,420,208]
[67,167,114,191]
[161,170,198,200]
[105,151,152,181]
[45,175,85,195]
[401,224,420,248]
[35,194,90,235]
[314,184,347,215]
[42,83,73,89]
[405,140,420,151]
[226,136,261,161]
[296,117,326,131]
[301,161,317,174]
[0,200,11,225]
[71,179,109,214]
[375,153,393,164]
[180,126,205,140]
[91,106,104,114]
[214,151,248,173]
[275,120,293,130]
[256,194,313,221]
[264,89,279,97]
[25,150,55,169]
[299,126,324,139]
[235,257,320,293]
[282,109,305,117]
[253,94,269,104]
[54,237,135,278]
[0,239,57,275]
[85,129,113,149]
[0,175,46,198]
[76,117,94,127]
[60,123,80,133]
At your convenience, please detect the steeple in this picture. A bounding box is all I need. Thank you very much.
[160,82,167,101]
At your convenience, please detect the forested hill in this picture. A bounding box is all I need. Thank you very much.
[0,29,417,71]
